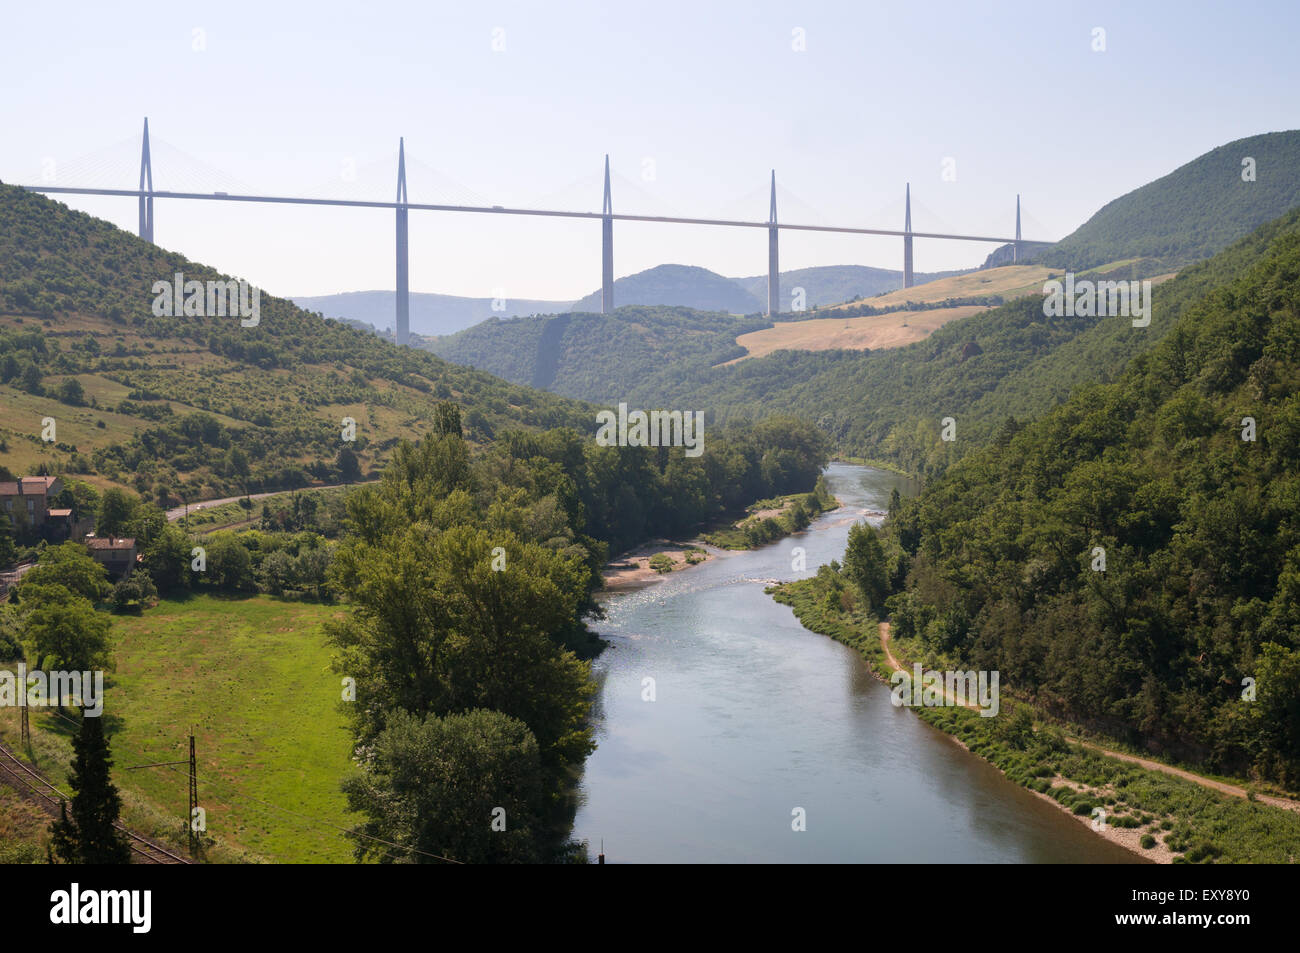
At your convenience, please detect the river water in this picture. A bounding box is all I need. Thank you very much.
[570,462,1138,863]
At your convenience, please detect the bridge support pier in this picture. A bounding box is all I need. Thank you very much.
[138,118,154,242]
[1013,193,1021,264]
[903,183,913,289]
[767,171,779,315]
[396,138,410,347]
[601,156,614,313]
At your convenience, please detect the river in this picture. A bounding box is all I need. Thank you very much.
[570,462,1139,863]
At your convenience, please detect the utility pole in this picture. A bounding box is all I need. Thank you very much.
[20,703,28,747]
[126,732,199,857]
[188,731,198,856]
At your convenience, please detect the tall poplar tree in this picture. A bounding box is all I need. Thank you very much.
[49,712,131,864]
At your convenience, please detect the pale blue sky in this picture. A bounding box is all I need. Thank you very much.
[4,0,1298,302]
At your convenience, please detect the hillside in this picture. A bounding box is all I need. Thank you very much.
[425,210,1300,478]
[616,207,1300,473]
[731,263,968,308]
[1034,130,1300,271]
[823,264,1055,312]
[883,205,1300,785]
[567,264,761,314]
[426,264,1053,401]
[0,184,594,501]
[428,305,769,402]
[291,289,574,339]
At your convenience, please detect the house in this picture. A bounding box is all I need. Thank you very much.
[85,536,137,580]
[0,476,64,528]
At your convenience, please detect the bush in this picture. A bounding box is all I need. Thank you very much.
[111,573,157,612]
[1140,834,1156,849]
[0,840,43,864]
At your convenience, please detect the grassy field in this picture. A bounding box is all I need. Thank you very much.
[723,305,987,364]
[825,264,1058,311]
[0,593,358,863]
[724,262,1181,364]
[0,781,51,863]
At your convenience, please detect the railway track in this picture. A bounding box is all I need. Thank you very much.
[0,739,194,864]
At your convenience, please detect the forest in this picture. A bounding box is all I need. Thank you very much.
[874,211,1300,786]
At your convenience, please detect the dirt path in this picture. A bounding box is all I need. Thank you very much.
[878,621,1300,813]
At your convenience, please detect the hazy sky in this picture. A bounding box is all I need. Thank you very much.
[4,0,1299,304]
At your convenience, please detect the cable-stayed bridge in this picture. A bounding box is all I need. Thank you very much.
[12,119,1041,346]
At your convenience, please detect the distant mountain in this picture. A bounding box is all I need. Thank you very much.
[427,306,767,401]
[303,262,973,337]
[1030,130,1300,271]
[291,290,573,338]
[567,264,762,314]
[731,264,969,309]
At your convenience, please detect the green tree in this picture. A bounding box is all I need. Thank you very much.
[110,573,156,612]
[141,524,192,595]
[21,586,113,674]
[58,377,86,406]
[204,534,254,591]
[843,520,888,613]
[96,488,136,537]
[19,541,111,602]
[336,446,362,483]
[1251,644,1300,787]
[328,524,594,772]
[0,508,16,569]
[49,713,131,864]
[342,708,544,863]
[56,479,100,524]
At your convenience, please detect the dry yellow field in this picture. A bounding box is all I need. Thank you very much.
[722,305,987,364]
[825,264,1059,312]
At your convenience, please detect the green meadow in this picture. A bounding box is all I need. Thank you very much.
[1,594,357,863]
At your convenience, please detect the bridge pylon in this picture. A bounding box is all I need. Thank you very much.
[396,138,410,347]
[601,156,613,313]
[903,182,913,289]
[138,118,154,242]
[1014,193,1021,264]
[767,171,779,316]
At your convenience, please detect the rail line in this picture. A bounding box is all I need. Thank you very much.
[0,738,194,864]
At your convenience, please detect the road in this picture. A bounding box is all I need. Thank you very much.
[165,491,283,523]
